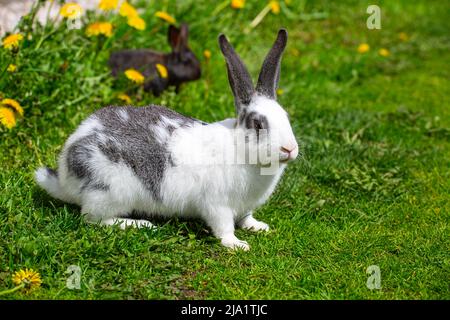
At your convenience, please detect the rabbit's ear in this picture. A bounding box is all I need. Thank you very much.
[218,34,254,112]
[256,29,288,100]
[179,23,189,48]
[168,25,182,52]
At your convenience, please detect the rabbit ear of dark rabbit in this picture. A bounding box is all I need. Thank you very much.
[168,25,181,52]
[218,34,255,113]
[256,29,288,100]
[179,24,189,47]
[168,24,189,53]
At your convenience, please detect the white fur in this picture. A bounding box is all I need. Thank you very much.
[117,109,129,122]
[35,167,63,200]
[160,115,181,128]
[151,116,181,144]
[248,96,299,159]
[35,100,297,251]
[65,117,103,147]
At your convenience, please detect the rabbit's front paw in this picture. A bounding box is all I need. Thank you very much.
[221,234,250,251]
[239,215,270,232]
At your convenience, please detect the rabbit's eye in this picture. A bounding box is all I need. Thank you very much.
[248,115,268,132]
[242,111,269,135]
[252,119,262,131]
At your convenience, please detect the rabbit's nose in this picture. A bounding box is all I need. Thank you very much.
[280,146,293,154]
[280,145,298,161]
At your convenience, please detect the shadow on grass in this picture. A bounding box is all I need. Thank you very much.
[31,186,80,215]
[31,185,213,240]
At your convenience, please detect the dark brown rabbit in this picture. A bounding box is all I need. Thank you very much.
[109,24,201,96]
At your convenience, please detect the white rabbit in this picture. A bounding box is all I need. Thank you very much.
[35,29,298,251]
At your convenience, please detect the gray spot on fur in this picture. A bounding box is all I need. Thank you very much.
[46,167,58,177]
[81,181,110,192]
[66,135,95,180]
[244,112,269,132]
[66,105,205,200]
[238,110,269,142]
[238,108,247,126]
[67,134,110,192]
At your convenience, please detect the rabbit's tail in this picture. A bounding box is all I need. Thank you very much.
[35,167,67,202]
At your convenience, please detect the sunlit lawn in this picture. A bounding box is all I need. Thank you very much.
[0,0,448,299]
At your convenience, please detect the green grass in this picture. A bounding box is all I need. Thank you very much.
[0,0,449,299]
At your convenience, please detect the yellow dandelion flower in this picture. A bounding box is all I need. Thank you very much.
[155,63,168,78]
[155,11,176,24]
[99,0,118,11]
[119,1,138,18]
[276,88,284,95]
[398,32,409,42]
[127,15,146,31]
[12,268,42,289]
[86,23,102,37]
[60,3,82,19]
[86,22,113,37]
[0,107,16,129]
[378,48,390,57]
[99,22,113,37]
[203,50,211,60]
[7,64,17,72]
[118,93,132,104]
[357,43,370,53]
[125,69,145,84]
[231,0,245,9]
[1,98,24,116]
[270,1,280,14]
[2,33,24,49]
